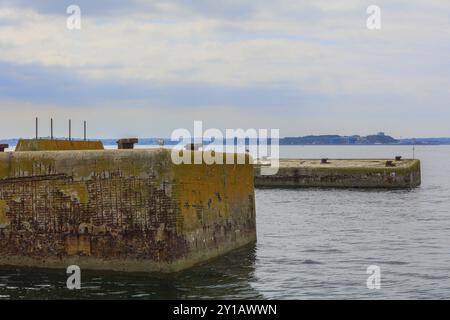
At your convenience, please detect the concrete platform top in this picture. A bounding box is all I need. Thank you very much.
[262,159,418,169]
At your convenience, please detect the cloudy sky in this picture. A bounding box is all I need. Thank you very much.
[0,0,449,138]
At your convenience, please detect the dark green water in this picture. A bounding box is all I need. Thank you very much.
[0,244,261,300]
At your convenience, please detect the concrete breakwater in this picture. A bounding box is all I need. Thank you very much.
[0,148,256,272]
[255,159,421,188]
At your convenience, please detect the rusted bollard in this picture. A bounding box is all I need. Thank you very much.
[386,160,396,167]
[185,143,201,151]
[117,138,138,149]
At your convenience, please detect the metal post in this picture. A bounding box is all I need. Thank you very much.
[84,121,87,141]
[51,118,54,140]
[69,119,72,141]
[36,117,38,139]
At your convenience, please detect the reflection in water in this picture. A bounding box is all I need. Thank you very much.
[0,243,261,300]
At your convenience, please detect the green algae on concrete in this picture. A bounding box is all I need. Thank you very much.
[255,159,421,188]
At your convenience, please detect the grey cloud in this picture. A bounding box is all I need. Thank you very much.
[1,1,450,137]
[1,0,154,16]
[1,0,348,20]
[0,61,328,109]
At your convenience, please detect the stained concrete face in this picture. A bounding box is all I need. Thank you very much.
[0,149,256,272]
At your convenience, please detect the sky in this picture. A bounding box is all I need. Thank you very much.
[0,0,449,139]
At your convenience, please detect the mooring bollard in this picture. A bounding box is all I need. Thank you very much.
[117,138,139,149]
[385,160,396,167]
[185,143,201,151]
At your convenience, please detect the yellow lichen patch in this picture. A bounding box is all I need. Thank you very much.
[173,151,255,233]
[9,154,58,177]
[59,182,89,204]
[0,200,10,228]
[0,153,11,178]
[9,156,34,176]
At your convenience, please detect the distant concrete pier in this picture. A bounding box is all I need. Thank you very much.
[255,159,421,188]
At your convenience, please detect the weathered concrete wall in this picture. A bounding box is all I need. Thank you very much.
[255,159,421,188]
[15,139,104,151]
[0,149,256,272]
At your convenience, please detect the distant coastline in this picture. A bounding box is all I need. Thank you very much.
[2,133,450,147]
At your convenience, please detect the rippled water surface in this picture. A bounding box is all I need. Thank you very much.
[1,146,450,299]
